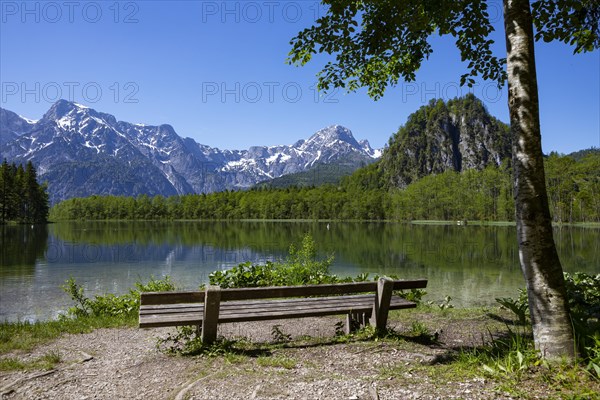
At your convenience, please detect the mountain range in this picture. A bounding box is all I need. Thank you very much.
[0,100,380,204]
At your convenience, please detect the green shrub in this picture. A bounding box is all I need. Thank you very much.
[497,272,600,370]
[208,234,339,288]
[271,325,292,342]
[496,289,529,325]
[208,261,281,288]
[564,272,600,330]
[62,276,176,318]
[208,234,427,307]
[395,288,427,304]
[585,333,600,379]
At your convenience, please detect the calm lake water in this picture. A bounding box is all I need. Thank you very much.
[1,221,599,322]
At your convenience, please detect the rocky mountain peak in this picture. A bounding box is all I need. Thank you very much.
[1,103,380,203]
[379,95,511,188]
[358,139,380,158]
[43,100,118,128]
[42,99,83,120]
[302,125,361,150]
[0,108,36,146]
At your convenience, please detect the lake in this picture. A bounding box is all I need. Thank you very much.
[1,221,598,322]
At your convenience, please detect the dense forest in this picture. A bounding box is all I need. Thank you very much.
[49,151,600,223]
[0,160,49,224]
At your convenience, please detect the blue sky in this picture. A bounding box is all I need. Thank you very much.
[1,1,598,154]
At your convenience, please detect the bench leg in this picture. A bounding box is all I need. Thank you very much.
[361,311,370,327]
[346,311,369,334]
[201,286,221,344]
[345,313,358,334]
[371,277,393,333]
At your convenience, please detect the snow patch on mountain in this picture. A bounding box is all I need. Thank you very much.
[1,100,382,203]
[21,116,39,124]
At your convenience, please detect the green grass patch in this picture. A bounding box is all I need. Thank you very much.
[552,222,600,228]
[0,314,136,355]
[256,355,297,369]
[409,220,516,226]
[0,350,62,371]
[0,275,175,355]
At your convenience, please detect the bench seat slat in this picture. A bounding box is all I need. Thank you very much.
[140,279,428,305]
[140,293,416,312]
[139,294,415,316]
[139,294,375,315]
[138,295,416,328]
[140,313,203,328]
[141,303,371,327]
[219,294,375,307]
[218,295,375,311]
[219,308,367,323]
[139,304,203,315]
[219,300,373,315]
[217,300,416,322]
[219,279,427,301]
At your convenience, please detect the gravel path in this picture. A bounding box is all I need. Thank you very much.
[0,313,594,399]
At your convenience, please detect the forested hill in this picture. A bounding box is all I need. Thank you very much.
[49,150,599,222]
[255,160,368,189]
[567,147,600,162]
[379,94,511,188]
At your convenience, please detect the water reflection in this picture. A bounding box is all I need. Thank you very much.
[0,221,598,322]
[0,225,48,273]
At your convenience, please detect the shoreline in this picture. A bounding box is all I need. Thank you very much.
[38,219,600,228]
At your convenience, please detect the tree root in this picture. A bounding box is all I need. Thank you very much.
[0,370,57,397]
[369,384,380,400]
[0,350,94,397]
[174,372,219,400]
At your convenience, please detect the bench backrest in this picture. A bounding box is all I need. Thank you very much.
[140,279,428,306]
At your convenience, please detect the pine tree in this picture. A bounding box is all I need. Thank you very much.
[0,160,49,224]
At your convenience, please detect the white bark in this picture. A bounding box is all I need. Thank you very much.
[503,0,575,360]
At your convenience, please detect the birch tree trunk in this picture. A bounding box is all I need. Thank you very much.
[503,0,575,360]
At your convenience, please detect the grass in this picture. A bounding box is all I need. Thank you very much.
[256,355,297,369]
[410,220,517,226]
[408,219,600,228]
[0,314,137,355]
[0,275,175,357]
[0,350,62,371]
[562,222,600,228]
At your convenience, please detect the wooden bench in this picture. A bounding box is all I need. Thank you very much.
[139,277,427,344]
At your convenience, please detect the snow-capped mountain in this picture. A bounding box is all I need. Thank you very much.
[0,108,37,147]
[0,100,380,203]
[219,125,380,185]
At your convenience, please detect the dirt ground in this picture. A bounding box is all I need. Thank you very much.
[0,311,597,400]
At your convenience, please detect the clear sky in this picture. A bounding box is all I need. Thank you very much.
[1,1,598,154]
